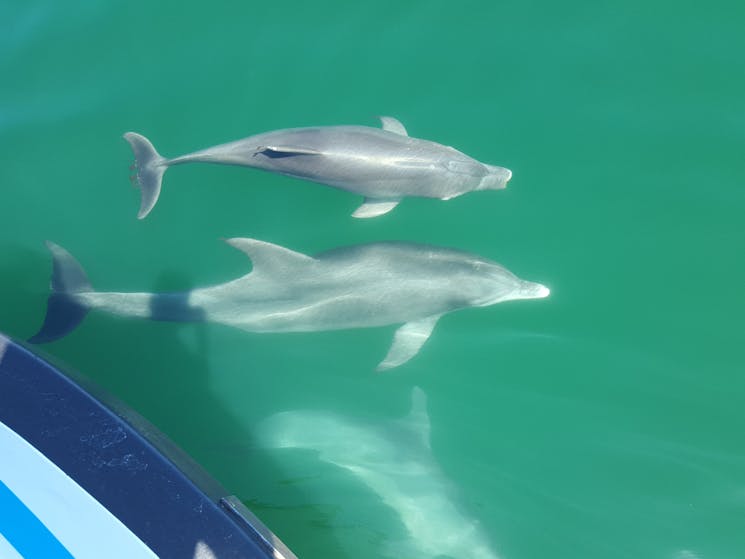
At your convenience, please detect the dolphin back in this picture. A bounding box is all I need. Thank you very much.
[29,242,92,343]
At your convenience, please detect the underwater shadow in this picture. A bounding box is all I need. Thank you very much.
[143,271,347,558]
[0,243,49,338]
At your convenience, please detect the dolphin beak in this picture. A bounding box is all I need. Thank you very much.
[481,165,512,190]
[521,281,550,299]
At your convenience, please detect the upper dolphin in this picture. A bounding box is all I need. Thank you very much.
[123,117,512,219]
[29,239,548,370]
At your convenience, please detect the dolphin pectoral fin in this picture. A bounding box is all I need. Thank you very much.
[223,238,315,276]
[256,145,323,158]
[440,192,463,201]
[352,198,400,218]
[377,315,441,372]
[379,116,408,136]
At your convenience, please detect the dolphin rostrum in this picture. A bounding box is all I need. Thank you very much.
[124,117,512,219]
[256,387,503,558]
[29,239,548,370]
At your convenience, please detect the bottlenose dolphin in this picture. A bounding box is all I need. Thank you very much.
[29,239,548,370]
[256,387,502,559]
[124,117,512,219]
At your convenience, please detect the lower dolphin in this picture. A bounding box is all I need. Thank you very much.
[256,387,503,559]
[29,239,549,370]
[124,117,512,219]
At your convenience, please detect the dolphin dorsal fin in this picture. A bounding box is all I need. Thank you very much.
[379,116,408,136]
[406,387,431,448]
[224,238,315,276]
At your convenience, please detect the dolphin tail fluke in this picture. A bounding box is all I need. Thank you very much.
[123,132,168,219]
[29,242,92,344]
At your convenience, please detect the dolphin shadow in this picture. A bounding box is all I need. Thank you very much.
[0,243,50,338]
[142,271,347,558]
[139,271,262,482]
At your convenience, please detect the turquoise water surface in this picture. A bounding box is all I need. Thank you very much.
[2,1,744,558]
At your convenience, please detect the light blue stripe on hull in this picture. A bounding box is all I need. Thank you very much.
[0,480,74,559]
[0,420,157,559]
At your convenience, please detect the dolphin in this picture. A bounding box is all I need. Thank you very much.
[29,239,549,370]
[256,387,502,559]
[124,117,512,219]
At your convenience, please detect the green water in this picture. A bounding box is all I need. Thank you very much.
[2,1,744,557]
